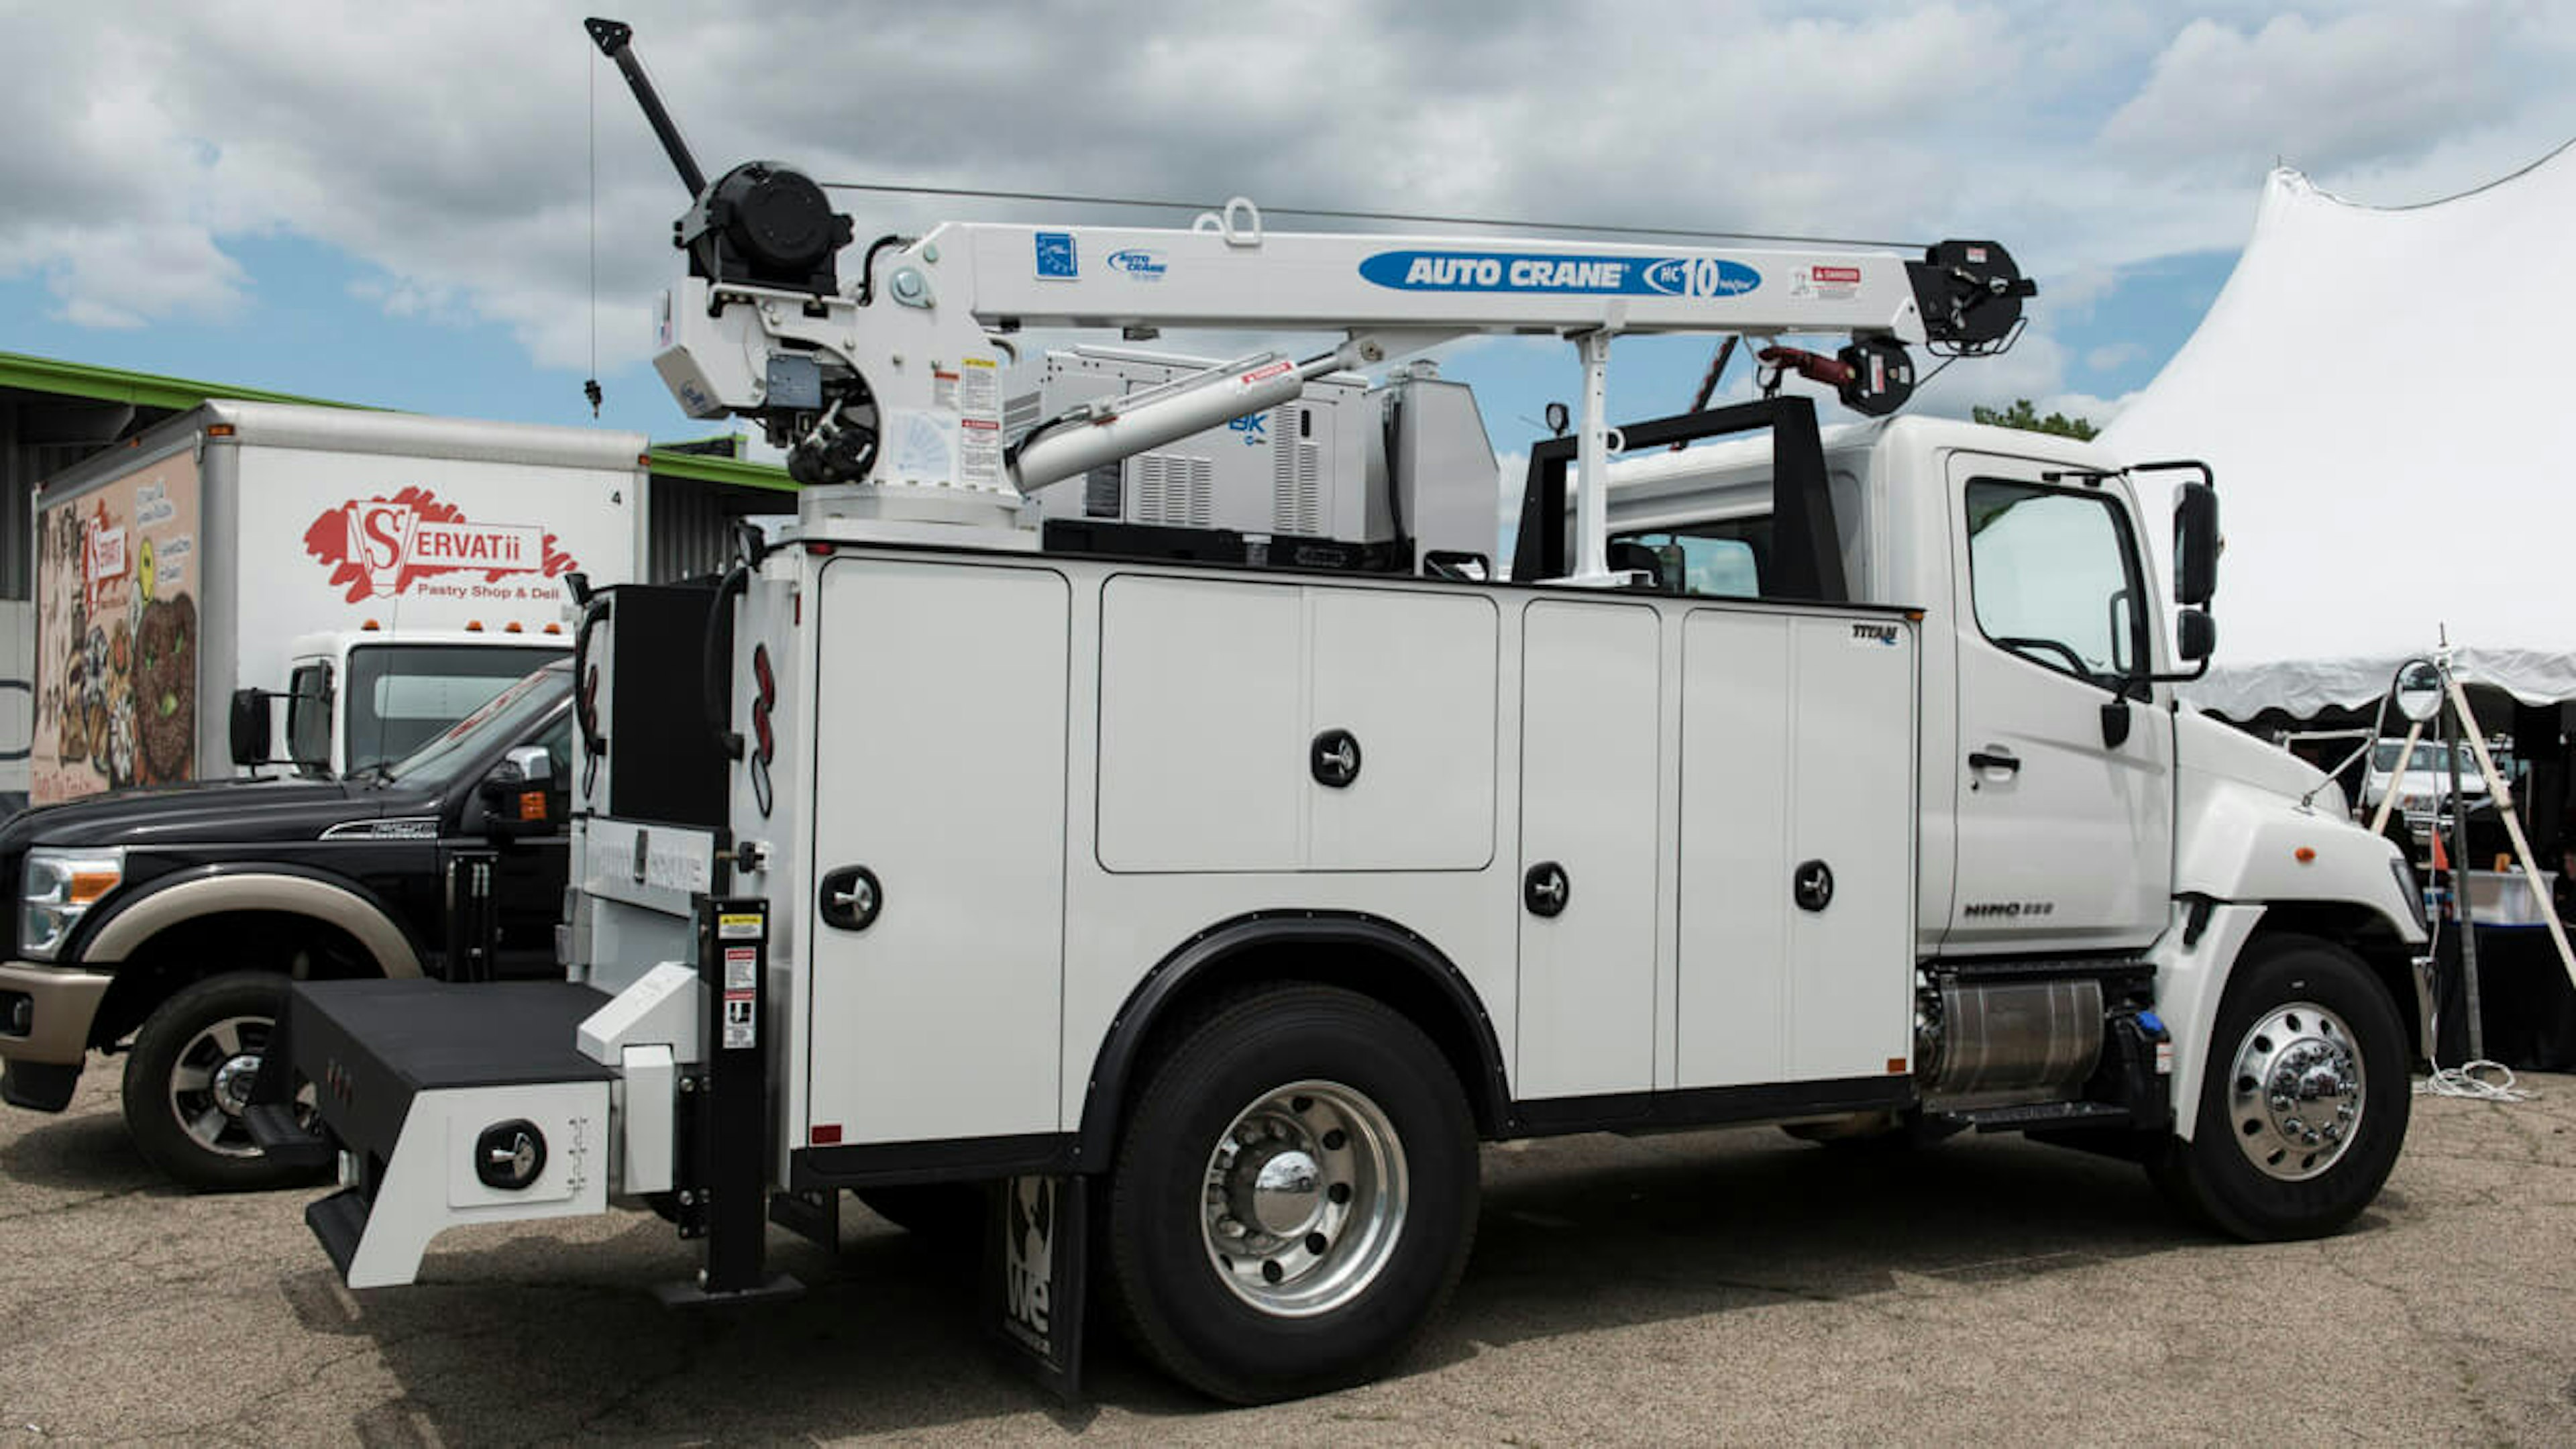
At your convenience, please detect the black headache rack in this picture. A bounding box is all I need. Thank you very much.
[1510,395,1849,602]
[248,981,614,1277]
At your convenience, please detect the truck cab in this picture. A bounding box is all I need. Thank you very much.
[1605,413,2430,1106]
[256,627,569,780]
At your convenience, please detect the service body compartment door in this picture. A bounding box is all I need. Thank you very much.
[1095,576,1495,873]
[1677,610,1915,1087]
[1515,601,1660,1099]
[806,559,1069,1144]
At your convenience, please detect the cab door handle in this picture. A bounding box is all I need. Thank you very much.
[1968,747,2021,775]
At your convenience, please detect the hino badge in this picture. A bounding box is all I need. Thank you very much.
[254,18,2431,1406]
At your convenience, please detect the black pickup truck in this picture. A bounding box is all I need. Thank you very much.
[0,662,572,1187]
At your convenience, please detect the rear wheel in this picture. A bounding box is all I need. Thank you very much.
[121,972,323,1192]
[2151,935,2408,1240]
[1108,983,1478,1403]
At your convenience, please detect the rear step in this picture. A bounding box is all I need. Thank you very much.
[243,1103,335,1171]
[1950,1100,2137,1132]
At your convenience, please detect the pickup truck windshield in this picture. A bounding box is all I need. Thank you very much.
[377,666,568,788]
[344,644,565,773]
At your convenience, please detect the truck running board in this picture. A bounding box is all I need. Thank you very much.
[1948,1100,2138,1132]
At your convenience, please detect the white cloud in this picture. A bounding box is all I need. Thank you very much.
[1,0,2572,390]
[2086,341,2143,374]
[2100,8,2516,179]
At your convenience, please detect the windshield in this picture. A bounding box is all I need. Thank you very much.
[344,643,564,773]
[378,665,569,788]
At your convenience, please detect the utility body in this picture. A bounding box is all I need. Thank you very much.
[266,20,2432,1405]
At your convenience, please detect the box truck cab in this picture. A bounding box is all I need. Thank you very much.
[258,627,568,779]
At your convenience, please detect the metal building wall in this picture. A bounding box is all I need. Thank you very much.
[647,473,793,581]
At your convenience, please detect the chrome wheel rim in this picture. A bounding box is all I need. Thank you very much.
[166,1014,313,1158]
[2226,1002,2365,1181]
[1201,1079,1407,1317]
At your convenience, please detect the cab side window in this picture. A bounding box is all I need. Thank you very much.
[1964,480,2145,686]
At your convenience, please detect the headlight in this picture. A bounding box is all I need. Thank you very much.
[21,848,125,960]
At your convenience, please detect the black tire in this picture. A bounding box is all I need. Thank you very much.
[1108,983,1478,1404]
[2150,934,2409,1241]
[856,1183,986,1248]
[121,972,324,1192]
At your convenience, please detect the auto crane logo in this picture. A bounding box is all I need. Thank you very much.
[303,487,578,603]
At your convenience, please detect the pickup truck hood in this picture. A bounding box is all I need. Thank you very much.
[0,777,438,851]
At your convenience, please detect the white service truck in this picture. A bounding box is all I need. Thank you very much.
[257,19,2432,1407]
[28,400,649,804]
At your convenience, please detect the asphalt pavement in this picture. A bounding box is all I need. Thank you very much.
[3,1069,2573,1444]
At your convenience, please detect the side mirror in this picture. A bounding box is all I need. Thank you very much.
[228,689,273,768]
[478,745,557,837]
[2173,480,2220,608]
[2176,608,2216,662]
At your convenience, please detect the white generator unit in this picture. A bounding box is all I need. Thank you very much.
[1026,347,1499,575]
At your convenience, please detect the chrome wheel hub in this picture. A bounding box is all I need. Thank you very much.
[1201,1079,1407,1317]
[2226,1002,2365,1181]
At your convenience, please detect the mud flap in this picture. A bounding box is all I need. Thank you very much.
[983,1174,1088,1402]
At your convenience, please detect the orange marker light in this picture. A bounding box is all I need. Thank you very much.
[518,790,547,822]
[66,869,120,904]
[465,621,484,632]
[2294,847,2317,864]
[504,621,524,633]
[205,423,236,437]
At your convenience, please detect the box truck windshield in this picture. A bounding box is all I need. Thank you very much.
[289,643,562,775]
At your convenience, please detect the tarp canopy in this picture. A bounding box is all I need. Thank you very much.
[2104,141,2576,720]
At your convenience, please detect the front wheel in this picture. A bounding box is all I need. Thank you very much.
[2151,935,2409,1240]
[121,972,324,1192]
[1108,983,1479,1403]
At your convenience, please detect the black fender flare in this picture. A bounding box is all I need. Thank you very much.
[1071,909,1511,1169]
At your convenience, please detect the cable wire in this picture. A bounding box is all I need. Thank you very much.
[583,44,602,418]
[2418,1056,2532,1102]
[813,178,1920,252]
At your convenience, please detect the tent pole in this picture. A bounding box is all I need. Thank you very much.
[2439,669,2484,1061]
[2367,717,2427,838]
[2447,676,2576,998]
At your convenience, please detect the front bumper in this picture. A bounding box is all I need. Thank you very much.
[0,959,114,1066]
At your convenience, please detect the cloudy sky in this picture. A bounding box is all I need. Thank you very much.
[4,1,2572,457]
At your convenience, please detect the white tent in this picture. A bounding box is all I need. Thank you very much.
[2104,140,2576,720]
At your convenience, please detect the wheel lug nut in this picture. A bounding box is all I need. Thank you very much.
[1305,1232,1328,1254]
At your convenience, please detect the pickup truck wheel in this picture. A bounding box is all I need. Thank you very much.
[121,972,325,1192]
[1108,983,1477,1403]
[2151,936,2408,1242]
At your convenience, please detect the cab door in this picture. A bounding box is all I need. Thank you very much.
[1942,455,2172,953]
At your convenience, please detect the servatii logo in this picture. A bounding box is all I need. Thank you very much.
[303,488,578,603]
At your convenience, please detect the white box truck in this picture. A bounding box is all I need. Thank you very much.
[28,401,647,804]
